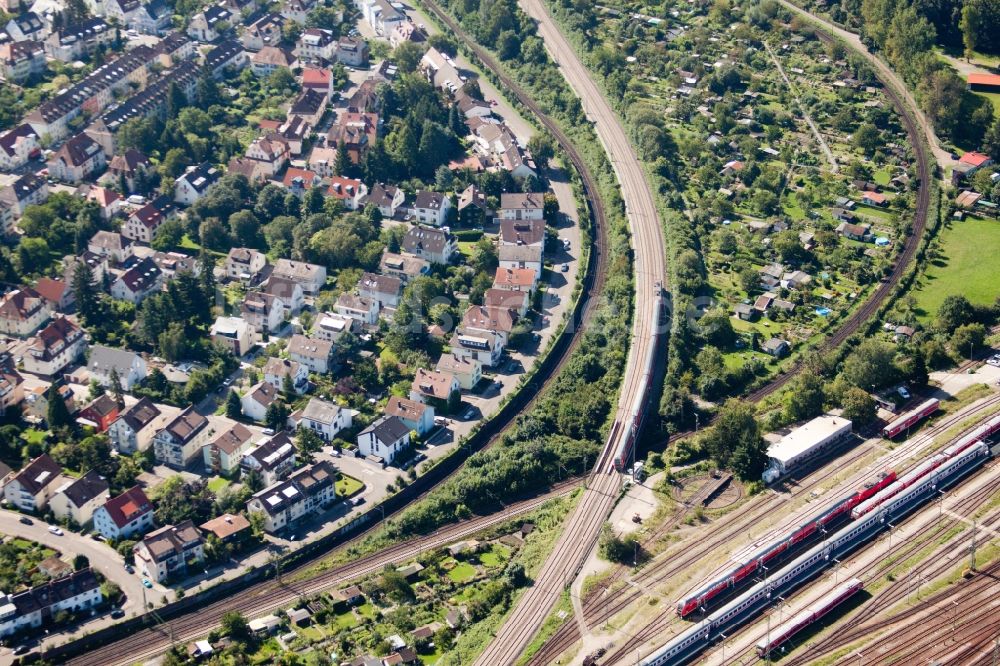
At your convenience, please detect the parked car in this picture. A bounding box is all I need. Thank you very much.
[987,354,1000,367]
[897,386,911,400]
[19,516,32,525]
[110,609,125,619]
[125,564,134,573]
[48,526,63,536]
[561,263,569,272]
[142,578,152,588]
[12,645,28,655]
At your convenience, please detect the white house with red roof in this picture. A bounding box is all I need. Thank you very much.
[93,485,155,540]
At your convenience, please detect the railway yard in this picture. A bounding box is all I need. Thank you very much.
[527,382,1000,666]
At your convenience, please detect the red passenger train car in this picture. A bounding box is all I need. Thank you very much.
[882,398,940,439]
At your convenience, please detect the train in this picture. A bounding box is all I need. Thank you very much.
[853,414,1000,520]
[675,469,894,617]
[754,577,864,658]
[642,441,990,666]
[882,398,940,439]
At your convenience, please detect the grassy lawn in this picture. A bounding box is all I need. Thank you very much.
[21,428,48,446]
[974,91,1000,115]
[913,217,1000,320]
[355,601,377,620]
[336,473,364,498]
[782,192,807,221]
[477,544,510,567]
[873,167,892,186]
[207,477,230,493]
[446,561,478,583]
[332,609,359,630]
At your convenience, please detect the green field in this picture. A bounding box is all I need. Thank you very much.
[207,477,230,493]
[446,561,478,583]
[914,217,1000,320]
[974,91,1000,115]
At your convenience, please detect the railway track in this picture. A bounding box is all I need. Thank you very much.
[64,481,581,666]
[530,394,1000,664]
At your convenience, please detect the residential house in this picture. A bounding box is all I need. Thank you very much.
[296,28,336,62]
[379,252,428,283]
[499,192,545,221]
[246,461,335,533]
[0,569,102,638]
[134,520,205,582]
[493,266,537,293]
[435,353,481,391]
[462,305,514,345]
[420,46,463,92]
[242,12,282,51]
[251,44,295,76]
[50,470,109,525]
[455,92,491,119]
[329,112,379,164]
[244,134,291,176]
[366,182,405,217]
[781,270,812,290]
[287,334,334,374]
[204,422,255,475]
[401,226,456,265]
[0,124,40,171]
[357,415,409,464]
[0,288,49,337]
[122,195,178,244]
[288,87,327,126]
[77,394,120,432]
[457,184,490,225]
[498,243,542,279]
[241,380,277,422]
[264,356,309,394]
[48,132,106,183]
[152,406,211,468]
[44,18,114,61]
[281,166,322,195]
[346,77,382,112]
[837,221,872,242]
[384,395,433,436]
[301,66,333,99]
[484,287,528,316]
[107,397,161,453]
[763,337,790,358]
[204,39,248,78]
[187,4,233,42]
[733,303,756,321]
[358,272,402,309]
[5,12,45,41]
[93,485,155,539]
[0,173,49,220]
[359,0,404,36]
[226,247,268,283]
[23,316,86,376]
[410,190,451,226]
[242,291,285,334]
[210,316,257,356]
[105,149,151,192]
[174,162,221,206]
[335,292,378,325]
[0,364,24,418]
[84,185,123,221]
[23,384,75,424]
[295,397,351,440]
[336,36,367,66]
[315,312,352,342]
[499,219,544,248]
[0,40,45,82]
[862,191,887,207]
[388,19,421,48]
[122,0,172,35]
[272,258,326,294]
[86,345,147,390]
[200,513,251,545]
[409,367,459,405]
[110,257,163,304]
[264,276,305,315]
[306,145,337,177]
[241,432,297,486]
[2,454,63,512]
[326,176,367,208]
[450,327,502,368]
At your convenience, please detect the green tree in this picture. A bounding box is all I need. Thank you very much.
[841,386,877,426]
[109,368,125,409]
[951,323,987,358]
[73,261,100,325]
[226,389,242,419]
[221,610,251,643]
[785,373,826,422]
[700,399,763,480]
[935,294,976,333]
[392,42,424,73]
[840,339,899,389]
[265,400,290,431]
[46,384,73,428]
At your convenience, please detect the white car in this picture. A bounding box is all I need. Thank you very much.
[897,386,911,400]
[48,526,63,536]
[987,354,1000,367]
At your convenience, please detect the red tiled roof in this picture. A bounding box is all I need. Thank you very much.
[967,73,1000,87]
[959,151,991,167]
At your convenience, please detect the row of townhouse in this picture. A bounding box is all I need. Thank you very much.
[0,569,102,637]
